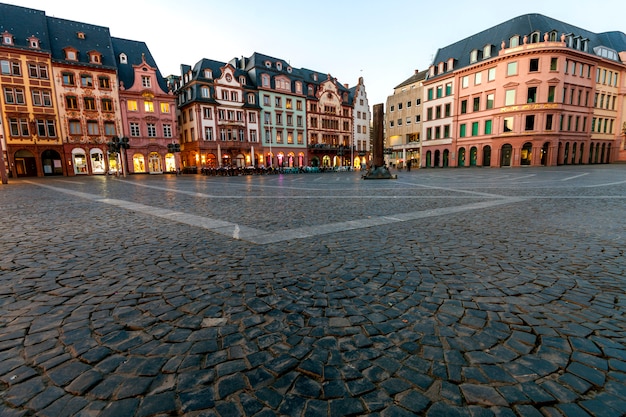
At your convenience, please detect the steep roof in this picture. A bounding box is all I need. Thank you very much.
[431,13,626,78]
[0,3,49,52]
[394,69,428,89]
[111,37,169,93]
[46,16,116,69]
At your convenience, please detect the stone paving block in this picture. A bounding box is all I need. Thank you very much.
[567,361,606,387]
[136,391,177,417]
[98,398,140,417]
[4,376,46,407]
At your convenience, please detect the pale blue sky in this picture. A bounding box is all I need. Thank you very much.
[4,0,625,105]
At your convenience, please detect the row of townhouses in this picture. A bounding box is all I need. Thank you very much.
[386,14,626,168]
[0,3,371,178]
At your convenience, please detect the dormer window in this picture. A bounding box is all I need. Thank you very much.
[470,49,479,63]
[2,31,14,45]
[313,73,318,81]
[88,51,102,64]
[287,66,292,73]
[261,74,270,87]
[529,31,541,43]
[509,35,520,47]
[483,44,493,58]
[264,61,271,68]
[239,76,246,85]
[204,69,212,79]
[77,32,85,39]
[28,36,40,49]
[64,48,78,61]
[276,62,282,71]
[119,53,127,64]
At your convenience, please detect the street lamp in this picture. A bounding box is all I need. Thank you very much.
[107,136,130,177]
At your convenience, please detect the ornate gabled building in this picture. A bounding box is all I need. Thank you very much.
[350,76,371,169]
[386,69,427,168]
[112,38,177,174]
[236,53,306,168]
[0,4,63,177]
[46,16,122,175]
[174,58,261,170]
[303,69,354,168]
[421,13,626,168]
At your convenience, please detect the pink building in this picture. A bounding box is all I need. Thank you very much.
[421,14,626,168]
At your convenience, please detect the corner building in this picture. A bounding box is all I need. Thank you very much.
[421,14,626,168]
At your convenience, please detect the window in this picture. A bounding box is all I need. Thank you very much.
[426,108,433,121]
[81,74,93,87]
[460,100,467,114]
[427,88,433,100]
[488,67,496,81]
[159,103,170,113]
[459,124,466,137]
[445,103,451,117]
[445,83,452,96]
[505,90,516,106]
[504,117,514,132]
[507,62,518,76]
[62,72,75,85]
[4,87,25,105]
[69,120,81,135]
[296,100,303,111]
[545,114,553,130]
[462,76,469,88]
[142,76,151,88]
[84,97,96,110]
[147,123,156,137]
[130,122,140,136]
[486,93,494,109]
[102,98,113,112]
[472,122,479,136]
[104,122,116,136]
[550,58,558,71]
[1,60,21,76]
[475,72,482,85]
[398,103,403,110]
[127,100,138,111]
[98,76,110,89]
[527,87,537,103]
[485,120,492,134]
[249,113,257,123]
[525,115,535,131]
[473,97,480,112]
[87,121,99,135]
[163,124,172,138]
[66,95,78,109]
[144,101,154,112]
[548,86,556,103]
[426,127,432,140]
[286,99,292,109]
[436,86,443,98]
[529,58,539,72]
[435,106,441,119]
[201,87,210,98]
[28,63,48,79]
[435,126,441,139]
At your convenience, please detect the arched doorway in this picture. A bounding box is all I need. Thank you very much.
[15,149,37,177]
[601,143,606,163]
[90,149,105,174]
[606,144,611,163]
[287,152,295,167]
[458,147,466,167]
[443,149,449,167]
[235,153,245,168]
[594,143,600,163]
[579,144,585,164]
[541,142,549,166]
[483,146,491,167]
[149,152,162,173]
[206,153,216,168]
[434,150,440,167]
[521,142,532,165]
[425,151,432,168]
[310,156,320,167]
[563,143,570,165]
[41,149,63,175]
[322,155,331,167]
[571,143,577,165]
[72,148,88,174]
[165,153,176,172]
[470,147,477,166]
[133,153,146,173]
[500,144,512,167]
[298,152,305,167]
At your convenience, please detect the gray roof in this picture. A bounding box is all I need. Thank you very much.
[431,13,626,78]
[0,3,49,51]
[111,37,169,93]
[394,70,428,89]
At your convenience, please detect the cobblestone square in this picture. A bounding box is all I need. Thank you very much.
[1,165,625,416]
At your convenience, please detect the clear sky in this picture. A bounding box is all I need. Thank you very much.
[4,0,625,105]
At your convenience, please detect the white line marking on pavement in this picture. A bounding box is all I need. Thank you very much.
[26,181,525,244]
[561,172,589,181]
[583,179,626,188]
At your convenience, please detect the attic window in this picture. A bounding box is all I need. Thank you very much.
[89,51,102,64]
[470,49,479,63]
[276,62,282,70]
[64,48,78,61]
[483,44,492,58]
[119,53,128,64]
[287,66,292,73]
[529,31,541,43]
[239,76,246,85]
[204,69,212,79]
[549,31,558,42]
[594,46,618,61]
[77,32,85,39]
[2,32,13,45]
[264,61,271,68]
[28,36,40,49]
[509,35,520,47]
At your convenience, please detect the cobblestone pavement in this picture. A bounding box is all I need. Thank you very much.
[1,165,625,417]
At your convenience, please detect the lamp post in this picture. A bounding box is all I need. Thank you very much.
[107,136,130,177]
[167,142,181,174]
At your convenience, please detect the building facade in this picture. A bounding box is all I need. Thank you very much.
[113,38,177,174]
[386,69,427,168]
[420,14,626,168]
[351,76,371,169]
